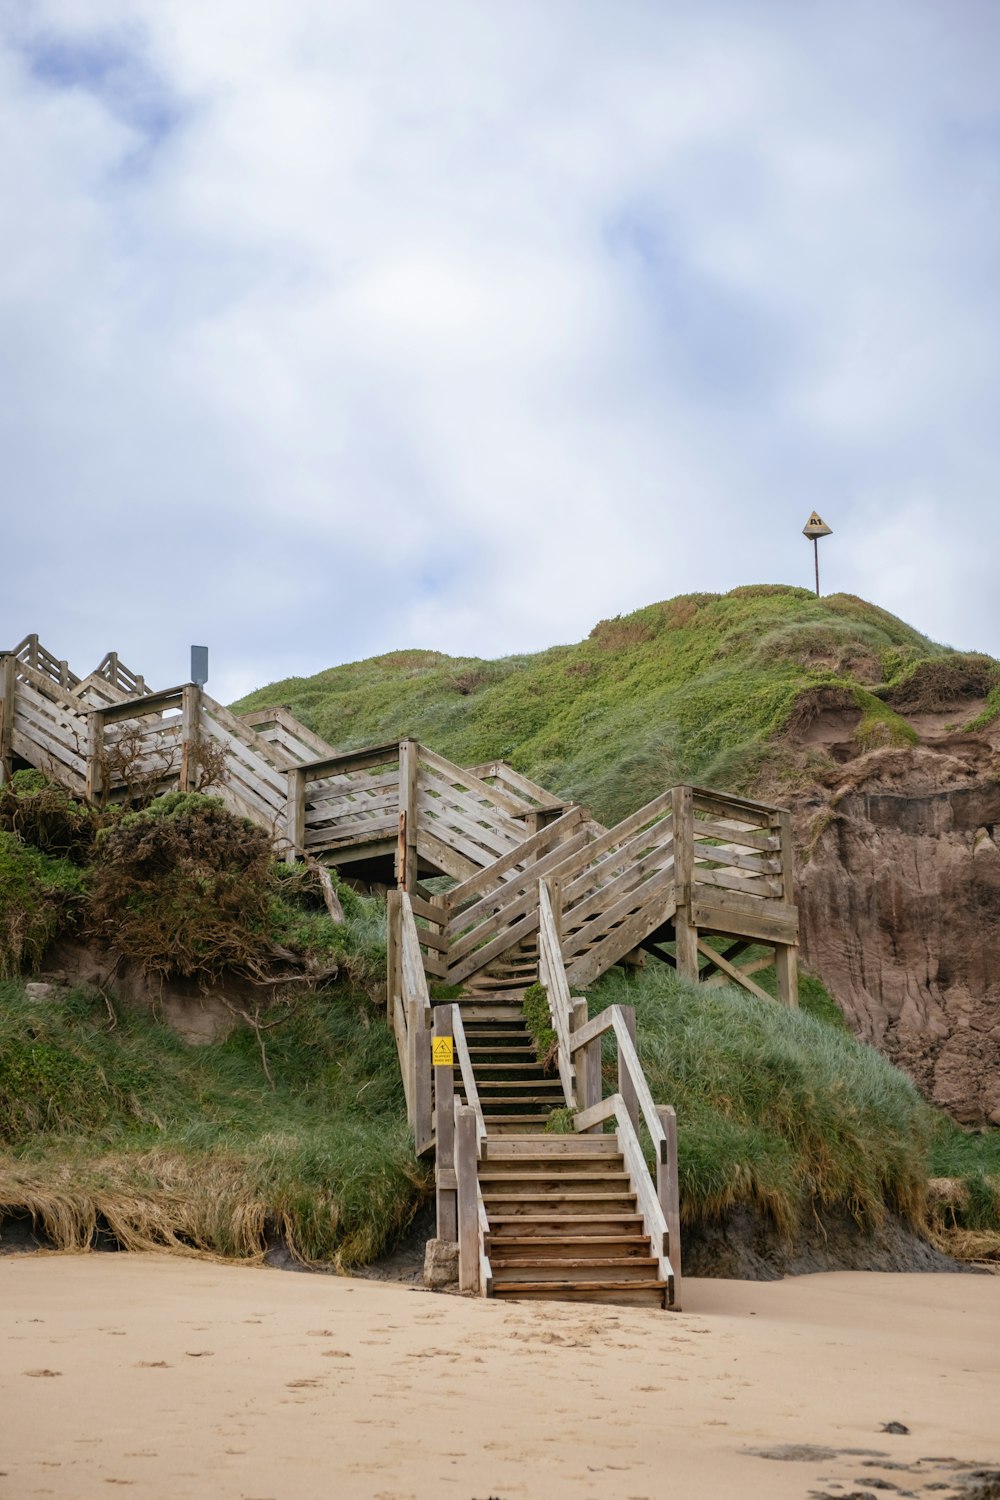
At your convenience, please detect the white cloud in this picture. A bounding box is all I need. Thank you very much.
[2,0,999,706]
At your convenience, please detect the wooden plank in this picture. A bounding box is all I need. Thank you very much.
[452,1005,487,1142]
[573,1094,618,1133]
[444,828,590,936]
[0,655,15,783]
[433,1008,458,1241]
[445,907,541,987]
[775,943,798,1008]
[10,728,88,796]
[417,790,521,859]
[696,938,773,1003]
[566,888,678,991]
[657,1104,682,1309]
[100,685,184,726]
[300,741,401,781]
[455,1103,480,1294]
[305,768,401,802]
[689,783,782,822]
[463,761,565,810]
[538,879,574,1107]
[413,826,481,883]
[386,889,400,1024]
[690,817,780,852]
[561,863,676,963]
[618,1110,669,1277]
[691,890,798,935]
[561,843,675,943]
[11,709,88,777]
[304,786,400,820]
[617,1005,639,1135]
[777,808,795,905]
[304,813,400,846]
[417,764,526,839]
[692,841,782,877]
[693,866,783,898]
[418,744,531,818]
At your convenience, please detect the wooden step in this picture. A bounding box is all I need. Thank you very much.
[478,1150,624,1166]
[479,1160,624,1177]
[477,1079,564,1092]
[481,1193,638,1214]
[487,1212,645,1232]
[490,1258,661,1282]
[490,1281,668,1306]
[486,1234,653,1258]
[479,1172,632,1192]
[484,1137,619,1157]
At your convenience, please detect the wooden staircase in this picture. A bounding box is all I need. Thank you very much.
[4,631,807,1311]
[482,1135,671,1305]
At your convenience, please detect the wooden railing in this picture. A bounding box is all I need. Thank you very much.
[431,1003,491,1294]
[8,635,80,691]
[569,1004,682,1308]
[387,890,434,1154]
[537,879,577,1107]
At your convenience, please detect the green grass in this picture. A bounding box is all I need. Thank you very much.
[231,586,984,820]
[0,834,84,979]
[0,978,429,1266]
[927,1116,1000,1230]
[587,964,934,1235]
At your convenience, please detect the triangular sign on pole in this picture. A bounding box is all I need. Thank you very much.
[802,512,832,539]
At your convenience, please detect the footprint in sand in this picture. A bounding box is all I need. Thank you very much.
[286,1378,324,1389]
[184,1350,214,1358]
[133,1361,171,1368]
[321,1349,352,1359]
[307,1329,336,1337]
[23,1368,62,1378]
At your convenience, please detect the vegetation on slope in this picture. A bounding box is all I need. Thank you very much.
[0,979,428,1265]
[233,586,1000,820]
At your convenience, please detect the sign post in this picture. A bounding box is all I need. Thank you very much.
[802,513,832,596]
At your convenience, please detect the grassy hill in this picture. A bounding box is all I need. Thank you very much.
[234,586,999,822]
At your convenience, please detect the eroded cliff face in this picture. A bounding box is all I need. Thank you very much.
[788,716,1000,1124]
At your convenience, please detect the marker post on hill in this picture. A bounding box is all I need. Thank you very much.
[802,512,832,596]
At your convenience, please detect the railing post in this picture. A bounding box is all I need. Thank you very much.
[408,997,433,1153]
[570,995,587,1110]
[86,709,105,804]
[671,785,699,982]
[386,888,400,1024]
[617,1005,639,1134]
[0,654,14,786]
[433,1008,458,1243]
[286,766,305,867]
[656,1104,682,1310]
[775,808,798,1007]
[455,1101,480,1293]
[398,739,419,892]
[179,684,202,792]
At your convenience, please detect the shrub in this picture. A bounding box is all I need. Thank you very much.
[0,834,84,978]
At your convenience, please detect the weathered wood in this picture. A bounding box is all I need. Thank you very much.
[286,768,305,864]
[573,1094,618,1133]
[691,817,780,852]
[618,1005,639,1135]
[451,1004,486,1142]
[413,825,484,883]
[0,656,14,784]
[455,1102,480,1294]
[418,744,532,819]
[657,1104,682,1310]
[695,937,773,1003]
[690,897,798,945]
[774,942,798,1008]
[445,828,590,938]
[463,761,565,811]
[434,1009,458,1242]
[386,889,400,1024]
[693,866,783,898]
[538,879,574,1107]
[692,841,782,877]
[300,741,401,781]
[690,784,781,822]
[565,886,678,992]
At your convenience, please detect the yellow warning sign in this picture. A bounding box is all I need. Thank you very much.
[432,1036,454,1067]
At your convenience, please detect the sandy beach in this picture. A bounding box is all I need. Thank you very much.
[1,1254,997,1500]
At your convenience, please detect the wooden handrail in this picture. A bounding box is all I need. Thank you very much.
[569,1004,682,1308]
[537,879,575,1108]
[451,1004,486,1143]
[396,891,433,1154]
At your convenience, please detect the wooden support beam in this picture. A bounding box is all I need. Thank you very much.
[179,684,202,793]
[433,1009,458,1243]
[0,655,14,786]
[775,943,798,1008]
[398,739,419,891]
[286,766,305,865]
[617,1004,639,1135]
[695,938,773,1003]
[455,1102,479,1294]
[85,709,104,804]
[386,888,400,1025]
[657,1104,682,1311]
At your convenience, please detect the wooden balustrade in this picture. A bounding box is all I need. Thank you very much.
[569,1004,682,1308]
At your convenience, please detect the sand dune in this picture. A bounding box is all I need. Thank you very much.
[1,1254,997,1499]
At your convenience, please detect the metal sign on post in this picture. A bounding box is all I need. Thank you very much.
[190,646,209,687]
[802,513,832,597]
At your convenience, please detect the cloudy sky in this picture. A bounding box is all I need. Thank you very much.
[3,1,998,701]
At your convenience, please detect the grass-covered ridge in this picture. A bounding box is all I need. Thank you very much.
[233,587,999,820]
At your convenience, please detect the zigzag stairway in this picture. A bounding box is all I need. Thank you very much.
[2,633,802,1309]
